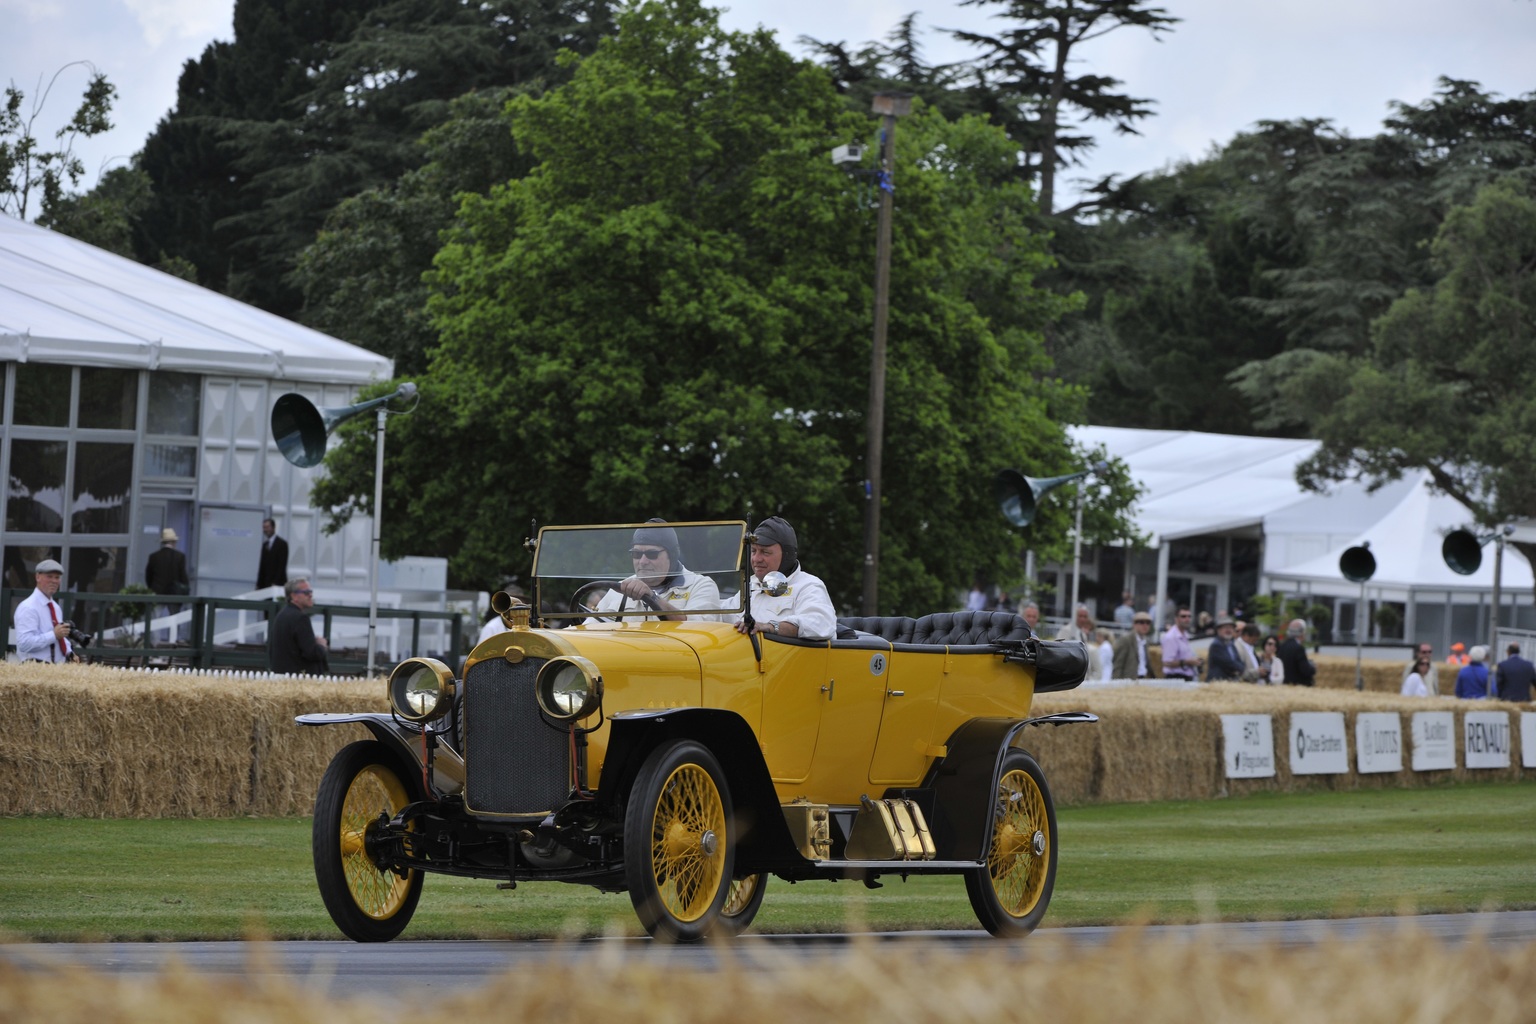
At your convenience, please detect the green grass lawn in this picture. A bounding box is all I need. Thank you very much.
[1,783,1531,940]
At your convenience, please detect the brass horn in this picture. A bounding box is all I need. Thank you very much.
[1339,542,1376,583]
[271,382,418,468]
[994,463,1105,528]
[491,589,531,629]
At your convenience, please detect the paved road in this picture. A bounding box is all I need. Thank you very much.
[5,912,1533,1002]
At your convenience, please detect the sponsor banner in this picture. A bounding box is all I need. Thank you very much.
[1355,712,1403,774]
[1524,713,1536,770]
[1411,712,1456,771]
[1289,712,1349,774]
[1464,711,1511,769]
[1221,714,1275,778]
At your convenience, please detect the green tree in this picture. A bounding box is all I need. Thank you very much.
[293,87,527,375]
[136,0,381,311]
[0,62,115,220]
[804,2,1178,217]
[949,0,1178,215]
[136,0,613,320]
[312,0,1128,611]
[1294,180,1536,536]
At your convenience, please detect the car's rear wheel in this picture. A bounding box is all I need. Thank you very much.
[716,873,768,935]
[624,740,735,942]
[964,748,1057,937]
[313,740,424,942]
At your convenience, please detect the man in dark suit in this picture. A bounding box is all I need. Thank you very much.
[145,527,189,596]
[1276,618,1316,686]
[1495,642,1535,703]
[145,527,190,641]
[256,518,289,590]
[1205,617,1245,681]
[269,577,330,675]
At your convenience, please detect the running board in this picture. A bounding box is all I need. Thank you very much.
[807,858,982,871]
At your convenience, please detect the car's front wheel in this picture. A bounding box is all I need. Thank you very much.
[312,740,424,942]
[964,748,1057,937]
[623,739,735,942]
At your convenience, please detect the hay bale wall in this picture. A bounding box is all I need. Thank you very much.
[0,664,1529,817]
[1031,683,1533,805]
[0,664,381,817]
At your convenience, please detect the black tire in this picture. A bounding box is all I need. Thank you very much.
[624,740,736,942]
[716,874,768,936]
[313,740,424,942]
[964,748,1058,937]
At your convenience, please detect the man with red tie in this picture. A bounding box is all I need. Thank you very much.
[14,558,78,663]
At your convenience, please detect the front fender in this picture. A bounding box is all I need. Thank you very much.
[296,712,464,794]
[598,708,802,874]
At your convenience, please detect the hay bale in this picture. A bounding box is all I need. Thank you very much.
[1,663,1529,817]
[1034,682,1534,805]
[0,663,381,817]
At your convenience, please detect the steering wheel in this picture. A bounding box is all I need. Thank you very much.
[571,580,625,621]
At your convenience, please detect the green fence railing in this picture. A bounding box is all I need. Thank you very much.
[2,588,464,676]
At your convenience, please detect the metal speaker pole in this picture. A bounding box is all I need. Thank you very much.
[1339,542,1376,583]
[994,467,1097,528]
[271,383,419,469]
[1338,542,1375,691]
[1441,529,1483,576]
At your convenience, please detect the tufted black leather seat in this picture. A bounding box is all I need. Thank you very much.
[908,610,1033,647]
[836,616,917,643]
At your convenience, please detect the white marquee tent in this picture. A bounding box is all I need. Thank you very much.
[0,213,389,383]
[1065,425,1533,647]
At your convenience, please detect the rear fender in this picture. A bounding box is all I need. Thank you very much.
[597,708,801,873]
[919,712,1098,861]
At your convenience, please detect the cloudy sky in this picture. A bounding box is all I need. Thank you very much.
[2,0,1533,212]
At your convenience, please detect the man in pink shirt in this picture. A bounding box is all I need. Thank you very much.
[1161,606,1202,680]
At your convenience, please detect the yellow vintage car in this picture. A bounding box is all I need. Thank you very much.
[299,521,1093,942]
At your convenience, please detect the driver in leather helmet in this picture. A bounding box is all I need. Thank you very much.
[588,519,720,622]
[733,516,836,640]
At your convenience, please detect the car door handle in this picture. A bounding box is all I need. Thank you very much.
[821,680,835,699]
[886,690,905,697]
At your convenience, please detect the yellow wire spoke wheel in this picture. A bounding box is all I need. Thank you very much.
[313,741,424,942]
[625,740,735,942]
[987,768,1049,917]
[339,764,415,919]
[965,749,1057,937]
[649,764,728,920]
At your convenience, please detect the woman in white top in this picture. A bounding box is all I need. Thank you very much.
[1260,635,1284,684]
[1401,655,1431,697]
[1095,628,1114,683]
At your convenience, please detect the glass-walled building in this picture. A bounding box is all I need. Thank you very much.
[1,212,393,601]
[3,363,199,592]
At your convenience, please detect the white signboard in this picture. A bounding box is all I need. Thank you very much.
[1221,714,1275,778]
[1464,711,1512,769]
[1523,713,1536,769]
[1355,712,1403,774]
[1289,712,1349,774]
[1411,712,1456,771]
